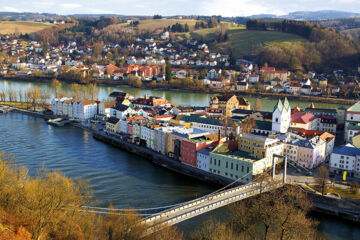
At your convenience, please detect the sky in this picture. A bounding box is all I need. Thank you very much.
[0,0,360,16]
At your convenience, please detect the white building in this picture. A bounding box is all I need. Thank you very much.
[73,100,98,120]
[196,148,211,172]
[140,126,155,149]
[110,104,134,120]
[272,98,291,134]
[119,120,129,134]
[330,145,360,178]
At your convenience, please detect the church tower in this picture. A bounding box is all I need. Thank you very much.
[272,98,291,133]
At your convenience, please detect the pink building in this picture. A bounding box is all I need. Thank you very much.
[294,136,327,169]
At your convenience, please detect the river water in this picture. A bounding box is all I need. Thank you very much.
[0,79,359,239]
[0,79,348,111]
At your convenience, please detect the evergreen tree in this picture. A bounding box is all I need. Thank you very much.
[165,62,172,81]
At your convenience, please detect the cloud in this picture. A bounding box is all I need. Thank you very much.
[203,0,285,16]
[1,0,360,16]
[59,3,82,9]
[0,6,20,12]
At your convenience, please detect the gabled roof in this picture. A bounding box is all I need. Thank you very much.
[113,104,129,112]
[291,112,316,124]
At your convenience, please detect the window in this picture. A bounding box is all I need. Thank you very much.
[236,164,238,171]
[218,160,221,166]
[226,162,228,168]
[247,167,249,173]
[242,166,244,172]
[231,163,233,170]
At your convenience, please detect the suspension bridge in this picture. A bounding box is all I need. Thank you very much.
[82,156,288,237]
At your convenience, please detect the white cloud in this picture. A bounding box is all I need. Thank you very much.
[203,0,285,16]
[0,6,20,12]
[59,3,82,9]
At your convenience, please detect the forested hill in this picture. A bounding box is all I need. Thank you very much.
[246,19,360,72]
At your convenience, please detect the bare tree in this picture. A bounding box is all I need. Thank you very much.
[7,88,16,102]
[241,116,257,135]
[254,98,263,111]
[351,181,359,194]
[315,165,329,195]
[51,79,62,98]
[18,89,24,103]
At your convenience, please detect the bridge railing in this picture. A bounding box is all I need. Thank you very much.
[143,181,262,225]
[143,182,283,236]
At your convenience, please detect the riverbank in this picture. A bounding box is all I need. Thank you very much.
[92,131,234,187]
[1,76,356,106]
[307,191,360,223]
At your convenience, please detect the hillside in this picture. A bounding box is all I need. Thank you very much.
[0,21,54,34]
[136,19,198,32]
[178,25,306,57]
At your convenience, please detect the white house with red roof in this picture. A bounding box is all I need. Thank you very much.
[290,111,320,130]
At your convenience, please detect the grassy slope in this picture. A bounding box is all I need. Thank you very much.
[178,24,306,57]
[137,19,198,32]
[0,21,54,34]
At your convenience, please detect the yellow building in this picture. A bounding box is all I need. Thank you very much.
[210,94,250,117]
[106,117,120,133]
[238,134,284,161]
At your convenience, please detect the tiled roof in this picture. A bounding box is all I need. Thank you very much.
[291,112,316,124]
[332,146,360,156]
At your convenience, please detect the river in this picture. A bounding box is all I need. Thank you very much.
[0,79,359,239]
[0,79,349,111]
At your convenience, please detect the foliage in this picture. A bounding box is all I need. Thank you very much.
[247,19,360,71]
[0,153,183,240]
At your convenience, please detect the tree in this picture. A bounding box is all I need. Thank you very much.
[241,116,256,135]
[27,87,41,111]
[228,185,317,239]
[7,88,16,102]
[165,62,172,81]
[254,98,263,111]
[0,152,184,240]
[351,181,359,194]
[315,165,329,195]
[51,79,62,98]
[190,219,234,240]
[87,83,99,100]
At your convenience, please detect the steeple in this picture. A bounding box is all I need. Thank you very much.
[273,99,283,112]
[283,97,290,112]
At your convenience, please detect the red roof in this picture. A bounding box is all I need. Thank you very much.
[154,115,174,119]
[290,129,325,139]
[291,112,316,124]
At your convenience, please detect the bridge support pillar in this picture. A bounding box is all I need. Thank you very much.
[283,156,287,184]
[272,156,276,179]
